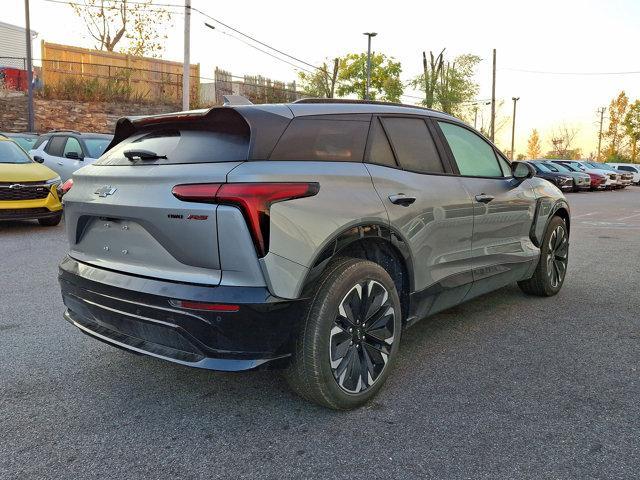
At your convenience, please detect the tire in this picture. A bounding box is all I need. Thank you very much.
[285,257,402,410]
[518,215,569,297]
[38,213,62,227]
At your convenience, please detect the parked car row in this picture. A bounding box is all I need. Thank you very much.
[527,159,639,191]
[0,130,112,226]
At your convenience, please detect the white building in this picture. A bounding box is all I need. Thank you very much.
[0,21,38,66]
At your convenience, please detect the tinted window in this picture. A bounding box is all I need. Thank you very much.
[381,117,443,173]
[0,141,32,164]
[96,129,249,166]
[271,118,369,162]
[32,136,48,150]
[618,165,637,172]
[63,137,83,157]
[439,122,502,177]
[84,138,111,158]
[44,136,67,157]
[366,118,396,167]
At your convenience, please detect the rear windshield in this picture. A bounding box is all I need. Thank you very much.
[84,138,111,158]
[95,128,250,166]
[0,141,32,164]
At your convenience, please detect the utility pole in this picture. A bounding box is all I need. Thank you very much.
[490,48,496,142]
[596,107,606,160]
[182,0,191,111]
[363,32,377,100]
[24,0,34,132]
[473,106,479,129]
[510,97,520,160]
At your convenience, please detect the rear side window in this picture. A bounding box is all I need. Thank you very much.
[366,118,397,167]
[270,118,369,162]
[96,128,249,166]
[381,117,443,173]
[45,136,67,157]
[438,122,502,177]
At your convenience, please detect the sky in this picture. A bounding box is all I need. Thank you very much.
[4,0,640,156]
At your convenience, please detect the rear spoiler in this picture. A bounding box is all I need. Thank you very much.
[105,104,293,160]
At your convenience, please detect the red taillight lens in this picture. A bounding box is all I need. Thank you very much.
[171,300,239,312]
[171,182,320,256]
[61,178,73,196]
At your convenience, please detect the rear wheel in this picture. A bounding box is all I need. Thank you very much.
[38,213,62,227]
[518,216,568,297]
[285,258,402,410]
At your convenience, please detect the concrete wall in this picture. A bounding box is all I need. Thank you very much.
[0,96,179,134]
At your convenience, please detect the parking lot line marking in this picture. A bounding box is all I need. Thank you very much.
[572,212,598,219]
[615,212,640,221]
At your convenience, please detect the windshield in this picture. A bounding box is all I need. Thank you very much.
[547,162,571,173]
[557,162,579,172]
[84,138,111,158]
[0,141,32,164]
[11,136,37,151]
[543,162,562,173]
[533,162,553,173]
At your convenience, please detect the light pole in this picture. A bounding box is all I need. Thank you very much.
[24,0,34,132]
[182,0,191,111]
[363,32,377,100]
[511,96,520,160]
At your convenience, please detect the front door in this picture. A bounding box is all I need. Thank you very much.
[434,121,538,299]
[364,115,475,322]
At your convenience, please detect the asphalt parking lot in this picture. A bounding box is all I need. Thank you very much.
[1,188,639,479]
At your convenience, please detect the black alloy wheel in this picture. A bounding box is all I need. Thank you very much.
[329,280,396,394]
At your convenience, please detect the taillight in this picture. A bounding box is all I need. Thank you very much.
[60,178,73,196]
[172,182,320,256]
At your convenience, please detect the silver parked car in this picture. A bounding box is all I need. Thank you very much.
[58,100,571,410]
[29,131,113,181]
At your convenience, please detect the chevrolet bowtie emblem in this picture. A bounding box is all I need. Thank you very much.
[95,185,117,197]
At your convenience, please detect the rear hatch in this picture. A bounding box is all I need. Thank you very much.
[63,108,251,286]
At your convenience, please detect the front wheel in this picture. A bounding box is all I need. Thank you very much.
[285,258,402,410]
[518,216,569,297]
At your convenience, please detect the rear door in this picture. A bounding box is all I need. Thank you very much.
[434,120,538,298]
[365,115,475,319]
[59,136,86,181]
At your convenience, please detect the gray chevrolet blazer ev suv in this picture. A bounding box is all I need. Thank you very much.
[59,99,570,410]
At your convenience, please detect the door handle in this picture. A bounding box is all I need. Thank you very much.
[57,162,64,166]
[388,194,416,206]
[475,194,495,204]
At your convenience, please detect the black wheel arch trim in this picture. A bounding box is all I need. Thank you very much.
[300,222,415,297]
[529,197,570,248]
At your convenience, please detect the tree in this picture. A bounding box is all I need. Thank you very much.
[336,53,403,102]
[411,51,480,115]
[526,129,542,158]
[70,0,172,57]
[604,91,629,159]
[297,59,339,98]
[623,99,640,162]
[544,125,581,159]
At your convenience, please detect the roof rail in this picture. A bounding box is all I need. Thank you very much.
[293,97,437,113]
[47,129,82,134]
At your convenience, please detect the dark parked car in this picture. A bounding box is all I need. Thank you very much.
[526,161,573,191]
[550,160,606,190]
[538,160,591,191]
[58,99,571,410]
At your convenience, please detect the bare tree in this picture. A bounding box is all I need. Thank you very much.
[70,0,172,57]
[548,125,579,159]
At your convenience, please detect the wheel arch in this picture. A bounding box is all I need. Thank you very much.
[300,223,414,320]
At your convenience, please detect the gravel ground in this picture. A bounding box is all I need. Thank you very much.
[1,187,639,479]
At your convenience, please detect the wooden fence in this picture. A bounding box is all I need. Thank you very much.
[40,41,199,104]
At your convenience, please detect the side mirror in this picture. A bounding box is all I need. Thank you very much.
[65,151,83,160]
[512,161,536,180]
[33,156,44,163]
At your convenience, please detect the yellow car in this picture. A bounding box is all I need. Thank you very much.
[0,137,63,226]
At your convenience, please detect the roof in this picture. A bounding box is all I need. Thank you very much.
[0,21,38,38]
[40,131,113,139]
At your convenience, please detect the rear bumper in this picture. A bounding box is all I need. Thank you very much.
[58,256,305,371]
